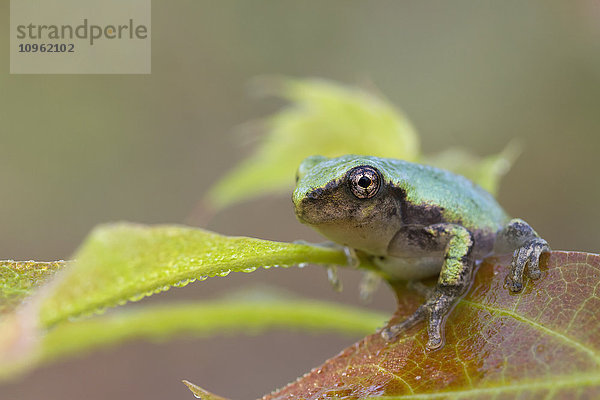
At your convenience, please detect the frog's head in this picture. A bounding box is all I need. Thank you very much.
[293,155,404,254]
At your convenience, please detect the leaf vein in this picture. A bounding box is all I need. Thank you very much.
[461,299,600,365]
[374,373,600,399]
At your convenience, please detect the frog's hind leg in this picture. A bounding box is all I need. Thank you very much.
[382,223,474,350]
[495,218,550,293]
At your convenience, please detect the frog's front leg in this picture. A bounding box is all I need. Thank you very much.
[381,223,474,350]
[494,218,550,292]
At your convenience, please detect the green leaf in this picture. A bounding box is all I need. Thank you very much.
[37,223,350,328]
[38,297,387,368]
[0,221,382,380]
[206,78,420,210]
[0,293,386,380]
[423,140,521,195]
[0,260,68,314]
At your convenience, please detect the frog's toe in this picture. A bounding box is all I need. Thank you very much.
[424,292,453,349]
[507,239,550,292]
[505,274,523,292]
[507,248,527,292]
[426,334,443,350]
[526,240,550,280]
[381,326,399,342]
[381,306,426,342]
[425,316,444,349]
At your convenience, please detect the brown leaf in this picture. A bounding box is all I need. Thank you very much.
[260,251,600,399]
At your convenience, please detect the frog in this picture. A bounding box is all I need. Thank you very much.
[292,154,550,350]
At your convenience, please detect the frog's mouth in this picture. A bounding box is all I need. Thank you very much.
[294,191,359,226]
[293,179,348,224]
[294,198,335,225]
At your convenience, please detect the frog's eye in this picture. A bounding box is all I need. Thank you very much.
[348,166,380,199]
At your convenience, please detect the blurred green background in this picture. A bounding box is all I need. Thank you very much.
[1,1,599,399]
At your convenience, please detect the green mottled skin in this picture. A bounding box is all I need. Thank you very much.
[294,155,509,232]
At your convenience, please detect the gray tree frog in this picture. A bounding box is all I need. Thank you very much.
[293,155,550,349]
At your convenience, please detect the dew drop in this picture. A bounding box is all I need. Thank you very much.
[218,269,231,277]
[130,293,146,301]
[174,279,191,287]
[298,262,308,269]
[243,267,257,273]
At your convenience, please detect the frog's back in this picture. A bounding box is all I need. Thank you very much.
[367,156,509,232]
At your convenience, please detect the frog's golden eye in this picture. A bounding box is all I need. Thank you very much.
[348,166,380,199]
